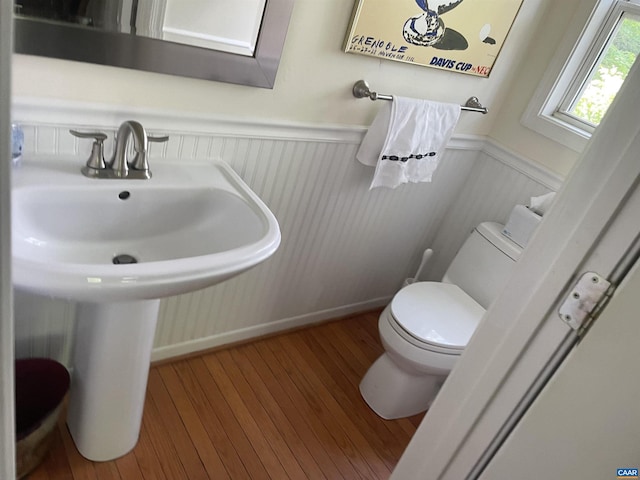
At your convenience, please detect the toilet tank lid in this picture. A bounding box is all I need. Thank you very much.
[391,282,485,350]
[476,222,522,261]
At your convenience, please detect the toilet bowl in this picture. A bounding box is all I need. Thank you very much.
[360,222,522,419]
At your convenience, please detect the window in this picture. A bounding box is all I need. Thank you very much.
[522,0,640,152]
[557,4,640,131]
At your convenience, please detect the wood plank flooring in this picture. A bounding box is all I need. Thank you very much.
[27,311,424,479]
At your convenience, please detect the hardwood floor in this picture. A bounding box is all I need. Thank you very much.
[27,311,424,479]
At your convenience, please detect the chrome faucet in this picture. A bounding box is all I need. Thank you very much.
[111,120,149,179]
[70,120,168,180]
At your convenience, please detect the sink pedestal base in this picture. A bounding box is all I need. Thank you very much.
[67,300,160,461]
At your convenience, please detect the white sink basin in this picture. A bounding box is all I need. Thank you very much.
[11,155,281,461]
[12,158,281,301]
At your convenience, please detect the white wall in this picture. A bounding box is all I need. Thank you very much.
[13,0,588,175]
[10,111,482,363]
[489,0,590,176]
[14,0,554,136]
[10,0,582,362]
[424,143,562,283]
[11,104,559,364]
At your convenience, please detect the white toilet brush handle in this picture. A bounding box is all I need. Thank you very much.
[413,248,433,280]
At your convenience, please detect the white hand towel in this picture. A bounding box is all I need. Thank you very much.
[357,96,461,189]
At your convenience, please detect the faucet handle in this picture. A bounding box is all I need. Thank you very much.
[127,135,168,178]
[69,130,108,142]
[148,135,169,143]
[70,129,108,172]
[139,136,169,173]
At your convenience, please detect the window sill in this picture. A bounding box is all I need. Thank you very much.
[521,107,589,154]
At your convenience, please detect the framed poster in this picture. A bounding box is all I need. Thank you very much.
[343,0,524,77]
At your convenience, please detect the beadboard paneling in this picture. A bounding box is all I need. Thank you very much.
[152,139,478,359]
[11,105,564,363]
[14,289,75,362]
[424,146,558,283]
[12,117,481,363]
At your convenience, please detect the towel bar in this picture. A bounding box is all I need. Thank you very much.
[352,80,488,114]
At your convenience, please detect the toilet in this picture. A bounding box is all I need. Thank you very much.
[360,222,522,419]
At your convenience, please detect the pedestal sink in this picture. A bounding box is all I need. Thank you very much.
[12,157,281,461]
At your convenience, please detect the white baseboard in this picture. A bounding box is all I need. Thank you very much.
[150,295,392,362]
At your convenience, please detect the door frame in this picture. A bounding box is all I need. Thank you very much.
[392,60,640,479]
[0,0,16,477]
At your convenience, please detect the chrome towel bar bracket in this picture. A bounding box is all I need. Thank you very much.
[352,80,488,114]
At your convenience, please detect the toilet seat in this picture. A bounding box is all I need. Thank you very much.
[390,282,485,353]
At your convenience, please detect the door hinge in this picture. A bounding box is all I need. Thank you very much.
[558,272,613,332]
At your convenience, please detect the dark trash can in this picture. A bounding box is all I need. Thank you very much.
[15,358,70,479]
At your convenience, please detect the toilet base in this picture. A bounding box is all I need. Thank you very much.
[360,352,443,419]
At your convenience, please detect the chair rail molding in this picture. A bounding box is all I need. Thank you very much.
[12,96,492,152]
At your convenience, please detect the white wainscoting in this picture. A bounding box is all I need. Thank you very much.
[11,100,563,364]
[424,140,563,282]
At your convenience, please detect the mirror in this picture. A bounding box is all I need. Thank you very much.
[13,0,294,88]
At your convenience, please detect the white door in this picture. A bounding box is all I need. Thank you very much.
[481,256,640,479]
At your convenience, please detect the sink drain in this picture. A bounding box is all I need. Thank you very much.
[113,254,138,265]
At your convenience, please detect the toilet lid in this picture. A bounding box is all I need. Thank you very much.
[390,282,485,350]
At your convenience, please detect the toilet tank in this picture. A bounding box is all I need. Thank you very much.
[442,222,522,309]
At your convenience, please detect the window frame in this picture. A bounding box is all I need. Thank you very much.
[522,0,640,152]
